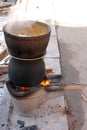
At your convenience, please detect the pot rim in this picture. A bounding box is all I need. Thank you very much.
[3,20,51,40]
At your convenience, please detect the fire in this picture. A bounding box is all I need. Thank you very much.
[40,80,50,87]
[20,80,51,92]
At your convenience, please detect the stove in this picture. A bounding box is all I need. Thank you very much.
[3,20,51,116]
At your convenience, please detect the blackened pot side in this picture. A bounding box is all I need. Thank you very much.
[8,57,45,87]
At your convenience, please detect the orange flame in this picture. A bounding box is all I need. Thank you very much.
[40,80,50,87]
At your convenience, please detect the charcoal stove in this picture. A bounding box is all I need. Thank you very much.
[3,20,51,116]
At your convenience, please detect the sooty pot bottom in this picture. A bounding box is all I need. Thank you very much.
[8,57,45,87]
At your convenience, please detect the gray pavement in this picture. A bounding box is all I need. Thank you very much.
[57,26,87,130]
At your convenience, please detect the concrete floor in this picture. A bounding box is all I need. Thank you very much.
[57,26,87,130]
[1,0,87,129]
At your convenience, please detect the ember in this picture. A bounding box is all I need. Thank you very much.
[21,87,30,92]
[9,84,31,93]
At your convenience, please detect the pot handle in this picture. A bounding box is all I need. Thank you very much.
[6,80,41,98]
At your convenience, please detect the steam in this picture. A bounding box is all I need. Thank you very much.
[6,0,87,27]
[5,0,53,34]
[7,0,30,21]
[7,0,54,23]
[4,20,50,37]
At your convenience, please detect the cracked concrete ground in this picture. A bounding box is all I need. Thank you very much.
[57,26,87,130]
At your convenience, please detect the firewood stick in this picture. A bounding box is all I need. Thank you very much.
[0,49,7,61]
[49,85,86,90]
[0,64,8,74]
[0,7,11,12]
[0,3,11,9]
[0,4,16,13]
[44,85,86,93]
[64,85,85,90]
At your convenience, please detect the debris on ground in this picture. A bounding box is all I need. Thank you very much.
[17,120,25,128]
[0,1,12,14]
[17,120,39,130]
[81,93,87,102]
[0,2,11,8]
[0,43,7,60]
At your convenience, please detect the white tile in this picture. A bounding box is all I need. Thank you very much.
[44,58,61,76]
[45,35,60,58]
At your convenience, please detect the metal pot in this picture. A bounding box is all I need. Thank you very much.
[3,20,51,59]
[8,57,45,87]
